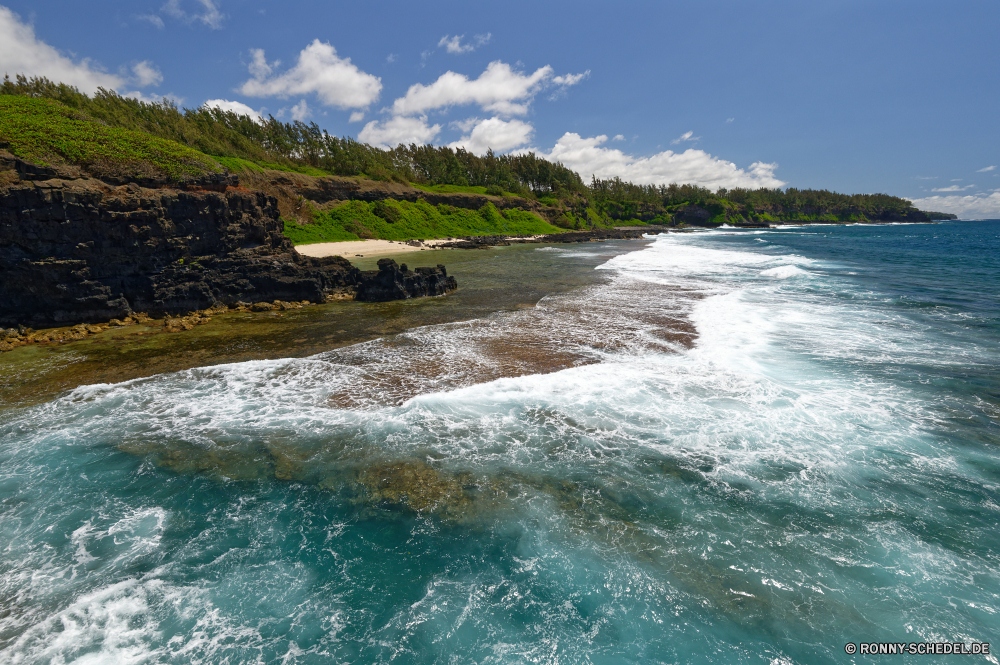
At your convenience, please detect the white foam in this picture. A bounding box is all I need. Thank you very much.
[760,265,809,279]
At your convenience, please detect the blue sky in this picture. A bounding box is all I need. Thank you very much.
[1,0,997,216]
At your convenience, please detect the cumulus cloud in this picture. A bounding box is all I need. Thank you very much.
[612,134,625,141]
[240,40,382,110]
[0,6,124,93]
[203,99,264,121]
[131,60,162,87]
[977,165,997,172]
[348,110,365,123]
[358,115,441,148]
[908,193,1000,219]
[438,33,491,54]
[390,61,586,117]
[533,133,786,189]
[161,0,224,29]
[671,130,700,145]
[448,117,533,154]
[931,184,974,192]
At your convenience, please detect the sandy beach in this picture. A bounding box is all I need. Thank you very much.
[296,239,458,258]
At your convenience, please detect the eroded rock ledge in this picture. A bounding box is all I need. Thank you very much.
[0,162,456,328]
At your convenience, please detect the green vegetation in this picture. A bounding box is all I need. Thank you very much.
[283,200,564,245]
[588,177,927,225]
[0,75,582,195]
[1,75,938,234]
[923,211,958,220]
[0,96,223,182]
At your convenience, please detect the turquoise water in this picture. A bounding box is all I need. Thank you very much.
[2,222,998,664]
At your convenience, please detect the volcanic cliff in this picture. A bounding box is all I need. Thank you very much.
[0,152,455,327]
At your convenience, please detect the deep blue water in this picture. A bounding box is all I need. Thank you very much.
[1,221,998,664]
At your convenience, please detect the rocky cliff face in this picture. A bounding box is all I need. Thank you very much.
[0,154,365,326]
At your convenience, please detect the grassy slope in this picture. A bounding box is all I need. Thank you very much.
[0,95,569,242]
[0,96,223,182]
[283,199,565,244]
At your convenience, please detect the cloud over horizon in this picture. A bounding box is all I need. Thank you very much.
[531,133,786,190]
[908,193,1000,219]
[240,40,382,110]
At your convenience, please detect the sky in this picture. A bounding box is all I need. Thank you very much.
[1,0,997,217]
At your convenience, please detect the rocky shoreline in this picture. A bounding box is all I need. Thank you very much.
[0,152,457,333]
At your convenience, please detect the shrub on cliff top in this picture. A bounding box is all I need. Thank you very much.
[282,199,563,245]
[0,96,223,183]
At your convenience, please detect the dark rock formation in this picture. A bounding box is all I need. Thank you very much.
[0,171,366,326]
[355,259,457,303]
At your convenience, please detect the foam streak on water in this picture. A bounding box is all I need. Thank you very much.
[2,223,999,664]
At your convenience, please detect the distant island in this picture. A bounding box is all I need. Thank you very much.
[0,74,955,334]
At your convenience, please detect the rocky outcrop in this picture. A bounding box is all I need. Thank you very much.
[0,169,351,326]
[355,259,457,302]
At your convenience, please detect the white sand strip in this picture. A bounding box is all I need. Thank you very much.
[296,235,547,258]
[295,239,455,258]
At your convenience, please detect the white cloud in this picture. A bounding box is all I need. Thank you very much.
[908,193,1000,219]
[977,165,997,172]
[726,117,735,123]
[348,110,365,123]
[162,0,224,29]
[131,60,162,87]
[390,61,586,117]
[203,99,264,121]
[533,133,786,189]
[290,99,310,122]
[358,115,441,148]
[671,130,700,145]
[0,6,124,93]
[449,117,533,154]
[932,184,974,192]
[548,70,590,100]
[612,134,625,141]
[551,71,589,88]
[915,176,937,180]
[438,33,491,54]
[386,53,396,64]
[240,40,382,110]
[137,14,165,28]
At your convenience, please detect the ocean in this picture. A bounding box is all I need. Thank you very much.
[1,221,998,664]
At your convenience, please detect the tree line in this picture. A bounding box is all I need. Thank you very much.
[1,75,923,220]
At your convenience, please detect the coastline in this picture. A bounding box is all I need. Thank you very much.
[0,239,654,409]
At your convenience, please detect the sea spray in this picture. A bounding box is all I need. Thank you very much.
[1,222,998,664]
